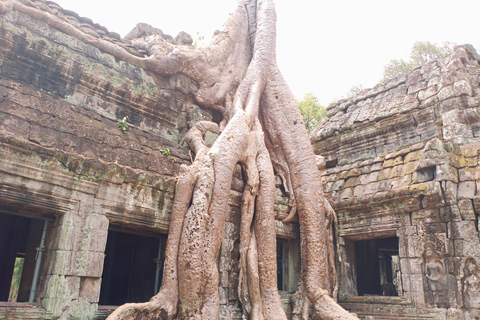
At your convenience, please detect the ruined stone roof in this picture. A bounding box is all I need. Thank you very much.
[17,0,186,57]
[312,44,480,166]
[24,0,133,45]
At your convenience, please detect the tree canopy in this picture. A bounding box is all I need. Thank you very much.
[381,41,455,81]
[297,92,327,134]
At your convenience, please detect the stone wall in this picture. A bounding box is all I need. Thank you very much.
[0,1,299,319]
[312,45,480,319]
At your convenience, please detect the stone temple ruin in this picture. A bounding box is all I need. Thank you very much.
[0,1,479,319]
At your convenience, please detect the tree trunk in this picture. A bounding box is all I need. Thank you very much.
[3,0,361,318]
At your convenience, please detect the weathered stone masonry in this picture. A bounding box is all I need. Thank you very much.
[0,0,479,319]
[312,44,480,319]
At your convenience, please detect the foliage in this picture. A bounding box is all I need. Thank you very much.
[381,41,455,81]
[117,116,130,133]
[346,84,365,98]
[194,32,205,47]
[160,147,171,156]
[8,257,24,302]
[297,92,327,134]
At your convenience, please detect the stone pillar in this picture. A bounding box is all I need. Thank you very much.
[40,194,109,319]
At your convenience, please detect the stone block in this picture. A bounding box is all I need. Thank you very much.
[79,277,101,303]
[402,162,417,175]
[344,177,358,188]
[454,239,480,257]
[51,250,74,275]
[364,181,379,195]
[88,213,109,231]
[370,162,383,172]
[229,287,238,302]
[424,222,447,234]
[418,85,438,101]
[324,181,334,193]
[360,164,372,175]
[377,179,389,192]
[218,287,228,305]
[377,167,391,181]
[353,184,366,198]
[458,167,478,181]
[332,179,345,191]
[412,209,442,224]
[71,251,105,277]
[389,165,404,179]
[458,181,476,199]
[389,178,401,190]
[451,221,477,239]
[42,297,66,317]
[465,156,479,167]
[401,273,411,292]
[44,275,80,301]
[454,79,473,96]
[408,81,427,95]
[404,150,423,163]
[474,196,480,213]
[405,226,418,236]
[219,271,229,287]
[410,258,423,274]
[406,74,422,87]
[436,164,459,183]
[438,85,455,101]
[88,228,108,253]
[458,199,476,221]
[461,143,480,158]
[400,257,423,274]
[398,238,408,258]
[339,188,353,200]
[409,273,424,292]
[398,174,412,189]
[49,224,76,251]
[359,171,379,185]
[446,205,463,222]
[346,168,361,178]
[444,181,458,203]
[414,289,426,306]
[409,183,429,194]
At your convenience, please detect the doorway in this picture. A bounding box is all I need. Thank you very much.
[99,229,166,305]
[355,236,399,296]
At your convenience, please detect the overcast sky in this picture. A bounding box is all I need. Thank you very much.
[53,0,480,106]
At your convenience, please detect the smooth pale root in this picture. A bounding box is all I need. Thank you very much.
[3,0,359,318]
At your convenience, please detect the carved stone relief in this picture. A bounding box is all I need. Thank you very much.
[458,257,480,309]
[422,242,448,308]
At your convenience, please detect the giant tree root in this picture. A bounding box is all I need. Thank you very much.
[0,0,361,319]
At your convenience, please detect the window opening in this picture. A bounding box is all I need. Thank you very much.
[355,236,399,296]
[0,210,49,303]
[277,240,285,291]
[99,229,166,306]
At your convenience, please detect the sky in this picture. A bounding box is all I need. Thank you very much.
[52,0,480,106]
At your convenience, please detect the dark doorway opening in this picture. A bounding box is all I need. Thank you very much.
[276,238,301,293]
[277,240,285,291]
[355,236,399,296]
[0,210,47,302]
[99,229,166,306]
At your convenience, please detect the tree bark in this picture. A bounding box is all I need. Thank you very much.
[1,0,361,318]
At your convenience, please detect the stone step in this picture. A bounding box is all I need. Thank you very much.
[340,297,444,320]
